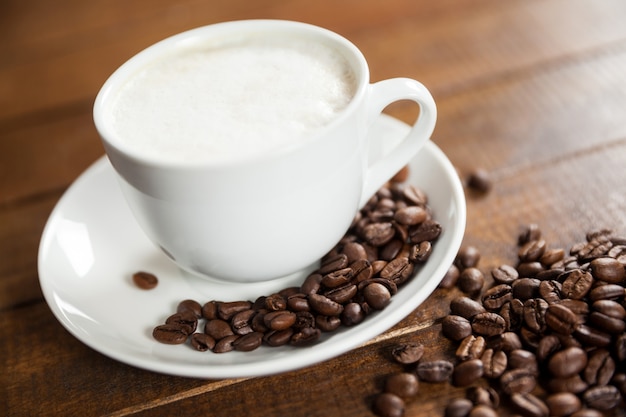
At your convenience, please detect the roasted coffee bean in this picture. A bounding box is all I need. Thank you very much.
[507,349,538,375]
[518,261,544,278]
[217,300,252,320]
[232,331,263,352]
[491,264,519,285]
[177,299,202,318]
[342,241,368,263]
[538,280,562,304]
[293,311,315,330]
[583,348,615,386]
[439,264,460,289]
[545,392,581,417]
[456,335,486,361]
[286,293,310,312]
[512,278,540,300]
[409,241,432,263]
[201,300,218,319]
[617,333,626,362]
[325,284,357,304]
[546,375,588,394]
[319,253,349,274]
[540,248,566,267]
[290,326,321,346]
[321,267,353,288]
[458,267,485,296]
[132,271,158,289]
[315,315,341,332]
[380,257,414,285]
[190,333,216,352]
[349,259,373,283]
[231,309,256,335]
[497,331,523,352]
[519,239,547,262]
[445,398,474,417]
[300,273,323,294]
[442,315,473,341]
[416,360,454,383]
[362,222,396,246]
[467,168,492,193]
[510,392,549,417]
[391,342,424,365]
[560,269,593,300]
[213,334,239,353]
[500,298,524,331]
[341,302,365,326]
[500,368,537,395]
[450,296,486,319]
[588,283,624,301]
[456,245,481,269]
[574,325,611,347]
[523,298,548,333]
[152,324,188,345]
[308,293,344,316]
[384,372,419,399]
[589,257,625,283]
[372,392,405,417]
[263,310,296,331]
[480,348,507,379]
[264,293,287,311]
[204,319,234,340]
[588,310,626,333]
[468,386,500,408]
[263,329,293,347]
[482,284,513,311]
[471,312,506,337]
[452,358,484,387]
[467,405,497,417]
[548,347,588,378]
[545,303,578,334]
[536,334,561,362]
[394,205,427,226]
[582,385,621,411]
[569,410,603,417]
[363,282,392,310]
[165,311,197,335]
[519,224,542,245]
[409,219,442,243]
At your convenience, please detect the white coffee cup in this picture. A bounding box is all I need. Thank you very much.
[93,20,436,282]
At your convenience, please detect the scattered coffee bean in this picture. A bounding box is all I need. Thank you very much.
[416,360,454,383]
[391,342,424,365]
[373,392,405,417]
[132,271,158,289]
[384,372,419,399]
[466,168,492,194]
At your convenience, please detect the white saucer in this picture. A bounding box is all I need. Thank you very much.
[38,115,466,379]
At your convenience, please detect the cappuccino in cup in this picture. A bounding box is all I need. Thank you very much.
[107,37,357,163]
[95,20,436,282]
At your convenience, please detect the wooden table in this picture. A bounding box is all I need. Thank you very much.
[3,1,626,415]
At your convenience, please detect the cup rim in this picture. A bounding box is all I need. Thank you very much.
[93,19,370,169]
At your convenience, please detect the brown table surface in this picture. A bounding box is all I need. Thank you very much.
[3,1,626,416]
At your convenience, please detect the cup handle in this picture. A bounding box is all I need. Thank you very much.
[360,78,437,207]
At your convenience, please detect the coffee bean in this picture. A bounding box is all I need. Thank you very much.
[380,257,414,285]
[132,271,158,289]
[442,315,473,341]
[540,248,565,266]
[165,312,197,335]
[409,219,442,243]
[394,206,427,226]
[409,241,432,263]
[230,309,255,335]
[590,257,625,283]
[363,282,392,310]
[519,239,547,263]
[290,326,321,346]
[518,224,542,245]
[308,293,344,316]
[458,267,485,296]
[373,393,405,417]
[362,222,396,246]
[500,298,524,331]
[480,348,507,379]
[319,253,349,274]
[177,299,202,318]
[456,335,486,361]
[152,324,188,345]
[583,348,615,386]
[512,278,540,300]
[588,283,624,301]
[548,347,588,378]
[468,405,497,417]
[342,242,368,263]
[545,303,578,334]
[536,334,561,362]
[582,385,621,411]
[491,264,519,285]
[538,280,562,304]
[545,392,581,417]
[569,410,603,417]
[471,312,506,337]
[500,368,537,395]
[315,315,341,332]
[507,349,538,375]
[450,296,486,319]
[456,245,481,269]
[546,374,588,394]
[560,269,594,300]
[321,267,353,288]
[213,334,239,353]
[204,319,234,340]
[482,284,513,311]
[445,398,473,417]
[391,342,424,365]
[468,386,500,408]
[263,310,296,331]
[263,329,293,346]
[416,360,454,383]
[510,392,549,417]
[439,264,460,289]
[341,302,365,326]
[217,300,252,320]
[467,168,492,193]
[190,333,216,352]
[384,372,419,399]
[233,331,263,352]
[574,325,611,347]
[452,358,484,386]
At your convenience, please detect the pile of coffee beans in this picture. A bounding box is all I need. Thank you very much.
[152,177,442,353]
[372,225,626,417]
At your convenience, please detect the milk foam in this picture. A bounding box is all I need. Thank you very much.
[109,37,357,163]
